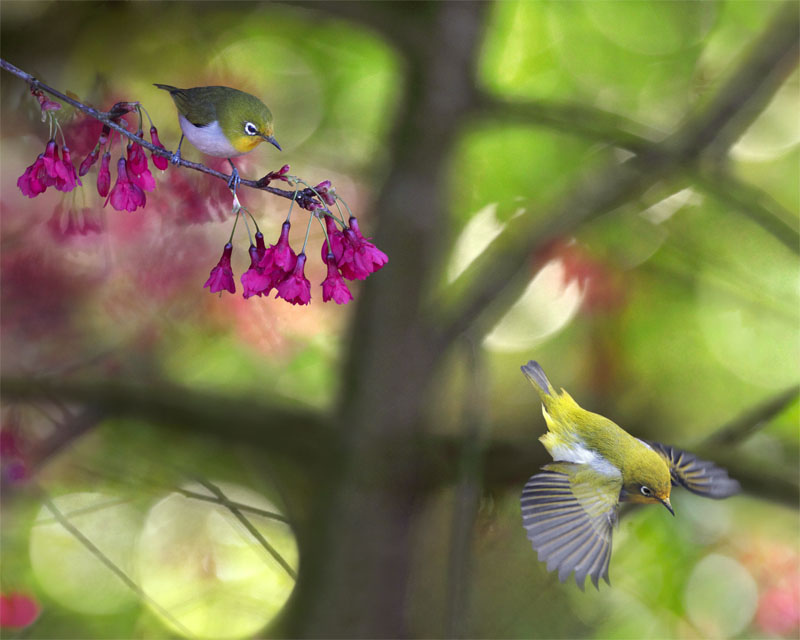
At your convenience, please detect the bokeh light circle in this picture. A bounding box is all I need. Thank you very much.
[136,482,298,639]
[29,493,140,614]
[684,554,758,638]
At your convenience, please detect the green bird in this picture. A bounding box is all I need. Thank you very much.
[520,361,740,590]
[154,84,281,190]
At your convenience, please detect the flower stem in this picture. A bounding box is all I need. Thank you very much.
[317,215,333,256]
[285,188,299,223]
[227,208,241,244]
[301,213,314,254]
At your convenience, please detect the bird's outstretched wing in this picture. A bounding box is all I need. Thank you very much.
[520,463,621,590]
[647,442,741,498]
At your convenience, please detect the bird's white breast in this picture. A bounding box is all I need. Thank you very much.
[178,115,242,158]
[550,438,621,479]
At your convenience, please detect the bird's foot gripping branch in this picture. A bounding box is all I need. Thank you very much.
[4,58,388,306]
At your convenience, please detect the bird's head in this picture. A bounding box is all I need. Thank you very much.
[621,448,674,515]
[219,90,281,154]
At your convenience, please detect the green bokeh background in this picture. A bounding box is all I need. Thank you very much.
[1,1,797,639]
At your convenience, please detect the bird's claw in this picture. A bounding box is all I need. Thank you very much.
[227,166,241,192]
[170,150,182,165]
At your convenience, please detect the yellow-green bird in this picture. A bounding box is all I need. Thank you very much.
[520,361,740,590]
[154,84,281,189]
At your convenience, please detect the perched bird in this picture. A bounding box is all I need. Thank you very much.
[519,361,740,590]
[154,84,281,190]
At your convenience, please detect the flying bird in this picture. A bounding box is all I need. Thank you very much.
[520,360,740,590]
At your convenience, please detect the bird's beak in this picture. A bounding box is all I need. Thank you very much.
[659,497,675,516]
[262,134,282,151]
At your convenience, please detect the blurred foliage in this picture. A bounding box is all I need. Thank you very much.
[1,1,798,639]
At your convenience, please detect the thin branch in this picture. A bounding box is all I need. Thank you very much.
[474,93,661,152]
[693,169,800,255]
[476,96,799,254]
[40,493,195,638]
[705,385,800,447]
[176,487,290,524]
[0,57,326,211]
[438,1,799,345]
[194,477,297,580]
[0,375,333,467]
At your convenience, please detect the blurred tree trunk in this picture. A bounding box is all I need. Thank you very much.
[290,3,488,637]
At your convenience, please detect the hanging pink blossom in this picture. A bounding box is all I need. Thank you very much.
[321,253,352,304]
[204,243,236,294]
[106,157,146,212]
[276,253,311,305]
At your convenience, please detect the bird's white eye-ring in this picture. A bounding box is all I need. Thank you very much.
[244,122,258,136]
[640,486,653,497]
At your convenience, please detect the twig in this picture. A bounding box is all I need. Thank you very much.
[705,385,800,447]
[40,493,195,638]
[693,169,800,255]
[176,487,291,524]
[0,375,331,466]
[476,95,799,255]
[194,477,298,580]
[0,57,325,211]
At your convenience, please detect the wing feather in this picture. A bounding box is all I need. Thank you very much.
[648,442,740,498]
[520,468,619,589]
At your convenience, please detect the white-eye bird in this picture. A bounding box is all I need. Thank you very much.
[520,360,740,590]
[154,84,281,190]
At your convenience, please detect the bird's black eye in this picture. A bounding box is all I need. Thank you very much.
[244,122,258,136]
[640,486,653,497]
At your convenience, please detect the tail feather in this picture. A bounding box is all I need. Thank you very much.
[521,360,553,397]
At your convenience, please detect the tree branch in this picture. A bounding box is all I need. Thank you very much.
[0,375,333,469]
[475,95,799,254]
[437,1,799,346]
[0,57,328,211]
[705,385,799,447]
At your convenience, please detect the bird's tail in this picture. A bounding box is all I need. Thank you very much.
[521,360,554,399]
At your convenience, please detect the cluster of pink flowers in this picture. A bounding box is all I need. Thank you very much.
[17,94,169,215]
[78,122,168,212]
[17,139,81,197]
[205,213,387,306]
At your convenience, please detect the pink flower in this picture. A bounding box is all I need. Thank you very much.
[17,154,48,198]
[149,126,169,171]
[56,146,81,192]
[127,140,148,174]
[241,244,272,299]
[106,157,146,212]
[321,253,352,304]
[42,140,69,186]
[204,243,236,294]
[259,221,297,273]
[314,180,336,206]
[32,88,60,112]
[337,216,388,280]
[127,141,155,192]
[0,592,40,629]
[276,253,311,305]
[320,215,346,265]
[254,231,267,263]
[96,152,112,197]
[79,148,99,177]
